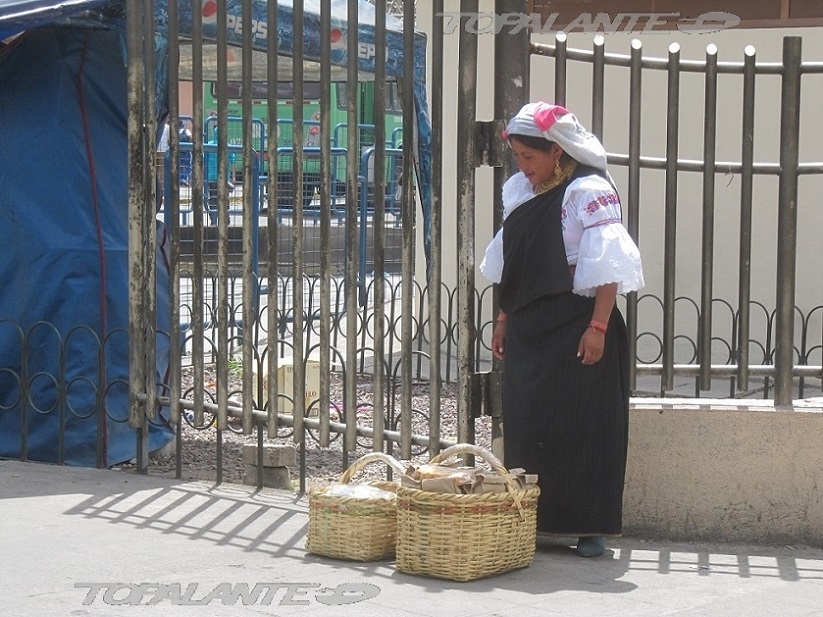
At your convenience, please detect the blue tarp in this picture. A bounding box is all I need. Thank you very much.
[0,22,174,466]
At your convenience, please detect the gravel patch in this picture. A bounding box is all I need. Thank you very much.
[122,367,493,491]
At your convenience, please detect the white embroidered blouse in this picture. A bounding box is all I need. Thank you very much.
[480,171,645,297]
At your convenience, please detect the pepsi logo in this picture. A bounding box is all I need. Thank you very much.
[202,0,218,23]
[330,28,347,62]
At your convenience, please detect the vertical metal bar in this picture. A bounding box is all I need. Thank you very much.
[318,0,332,447]
[144,0,157,434]
[662,43,681,394]
[428,0,448,457]
[293,0,307,487]
[372,0,387,452]
[626,38,643,392]
[191,0,206,432]
[399,0,416,458]
[167,0,181,431]
[266,0,280,439]
[241,0,255,435]
[493,0,529,460]
[126,0,148,465]
[166,0,184,478]
[215,0,230,483]
[737,45,756,391]
[256,422,264,490]
[699,44,718,391]
[344,0,359,455]
[456,0,478,447]
[133,0,157,474]
[737,46,756,393]
[59,340,66,465]
[554,32,567,106]
[19,330,28,462]
[775,36,802,405]
[591,35,605,141]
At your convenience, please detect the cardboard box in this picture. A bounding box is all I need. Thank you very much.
[253,357,321,416]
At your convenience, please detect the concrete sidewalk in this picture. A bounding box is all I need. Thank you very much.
[1,459,822,617]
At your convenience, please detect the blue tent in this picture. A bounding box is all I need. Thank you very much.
[0,9,174,466]
[0,0,432,466]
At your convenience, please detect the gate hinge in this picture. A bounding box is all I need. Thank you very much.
[474,120,507,168]
[470,370,504,418]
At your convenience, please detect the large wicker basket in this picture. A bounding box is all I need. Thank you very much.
[395,443,540,581]
[306,452,406,562]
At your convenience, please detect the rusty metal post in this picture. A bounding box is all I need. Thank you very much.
[126,0,149,472]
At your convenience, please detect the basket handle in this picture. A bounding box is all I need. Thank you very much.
[428,443,508,475]
[428,443,527,520]
[338,452,406,484]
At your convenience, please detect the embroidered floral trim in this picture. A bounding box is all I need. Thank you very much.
[584,192,619,214]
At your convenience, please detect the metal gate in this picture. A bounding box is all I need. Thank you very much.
[5,0,821,481]
[129,0,823,489]
[126,0,468,488]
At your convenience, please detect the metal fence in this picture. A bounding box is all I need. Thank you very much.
[5,1,823,487]
[527,33,823,404]
[127,0,431,485]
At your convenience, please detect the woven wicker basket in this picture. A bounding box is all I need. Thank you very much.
[306,452,406,561]
[395,443,540,581]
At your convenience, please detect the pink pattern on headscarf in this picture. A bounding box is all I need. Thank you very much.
[533,103,570,132]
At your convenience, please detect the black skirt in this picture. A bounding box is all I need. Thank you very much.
[502,291,630,536]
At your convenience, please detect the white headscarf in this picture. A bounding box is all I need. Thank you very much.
[503,102,608,173]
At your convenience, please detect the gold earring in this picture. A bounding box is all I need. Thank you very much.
[554,159,562,177]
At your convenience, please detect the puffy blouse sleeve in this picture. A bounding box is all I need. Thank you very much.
[480,227,504,284]
[480,173,534,285]
[565,175,645,297]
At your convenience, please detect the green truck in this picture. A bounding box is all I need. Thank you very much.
[203,80,403,207]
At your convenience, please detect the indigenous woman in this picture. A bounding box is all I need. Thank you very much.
[481,102,644,557]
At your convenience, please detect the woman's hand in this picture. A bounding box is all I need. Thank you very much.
[578,283,617,365]
[492,321,506,360]
[577,327,605,365]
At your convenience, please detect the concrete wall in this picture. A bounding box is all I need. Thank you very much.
[626,399,823,546]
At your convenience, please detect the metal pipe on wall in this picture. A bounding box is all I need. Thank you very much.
[699,44,718,391]
[626,38,643,392]
[774,36,802,406]
[662,42,681,395]
[737,45,757,393]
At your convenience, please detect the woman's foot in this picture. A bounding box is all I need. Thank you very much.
[576,536,606,557]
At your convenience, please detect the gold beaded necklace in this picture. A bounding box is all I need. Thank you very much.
[534,159,577,195]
